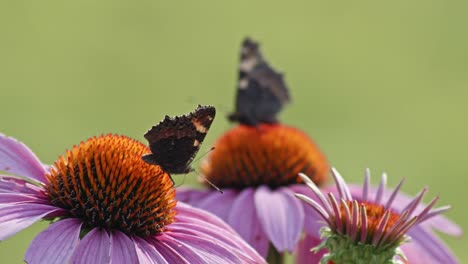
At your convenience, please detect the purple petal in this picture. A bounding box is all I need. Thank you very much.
[406,226,459,264]
[0,193,49,204]
[70,228,111,264]
[227,188,269,257]
[0,204,66,240]
[0,133,47,183]
[254,186,304,252]
[25,218,82,264]
[110,231,138,264]
[176,188,212,205]
[195,189,238,221]
[294,235,326,264]
[290,185,327,236]
[133,237,169,264]
[0,176,45,195]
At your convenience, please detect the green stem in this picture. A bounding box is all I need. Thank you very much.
[266,245,284,264]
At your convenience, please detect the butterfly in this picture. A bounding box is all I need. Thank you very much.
[142,105,216,175]
[228,37,291,125]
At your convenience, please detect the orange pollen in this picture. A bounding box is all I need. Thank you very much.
[201,124,329,189]
[44,134,177,237]
[340,201,401,242]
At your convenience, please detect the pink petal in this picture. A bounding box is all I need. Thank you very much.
[227,188,269,257]
[0,133,47,183]
[109,231,138,264]
[0,204,66,240]
[176,188,212,205]
[254,186,304,252]
[70,228,111,264]
[295,234,327,264]
[173,203,264,262]
[25,218,82,264]
[149,236,193,263]
[133,237,169,264]
[0,176,45,195]
[164,232,265,264]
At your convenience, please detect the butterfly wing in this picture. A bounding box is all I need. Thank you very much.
[228,38,290,125]
[143,105,216,174]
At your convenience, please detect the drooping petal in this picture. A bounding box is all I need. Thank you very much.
[149,236,193,264]
[295,234,327,264]
[0,176,45,195]
[110,230,138,264]
[70,228,111,264]
[176,188,212,205]
[227,188,269,257]
[25,218,82,264]
[406,226,459,264]
[254,186,304,252]
[0,204,66,240]
[164,231,263,264]
[133,237,169,264]
[0,134,47,183]
[173,203,265,262]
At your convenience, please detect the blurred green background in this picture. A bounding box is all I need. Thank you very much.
[1,0,466,263]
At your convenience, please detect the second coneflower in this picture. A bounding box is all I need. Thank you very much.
[178,38,330,261]
[0,133,265,264]
[295,169,462,264]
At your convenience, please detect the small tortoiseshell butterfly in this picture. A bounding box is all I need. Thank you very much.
[142,105,216,174]
[228,37,291,125]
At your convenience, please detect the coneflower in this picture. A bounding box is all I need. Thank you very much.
[0,133,265,264]
[295,169,461,264]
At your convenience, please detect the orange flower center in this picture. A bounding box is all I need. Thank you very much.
[201,124,329,189]
[44,134,176,237]
[339,201,401,244]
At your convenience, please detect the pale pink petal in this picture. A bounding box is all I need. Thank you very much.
[347,185,462,236]
[0,204,66,240]
[133,237,169,264]
[227,188,269,257]
[254,186,304,252]
[0,134,47,183]
[70,228,111,264]
[109,231,138,264]
[25,218,82,264]
[295,234,327,264]
[0,176,45,195]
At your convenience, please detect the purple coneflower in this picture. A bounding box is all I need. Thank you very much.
[295,169,462,264]
[0,133,265,264]
[177,123,330,261]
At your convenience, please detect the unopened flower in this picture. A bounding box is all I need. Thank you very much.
[0,133,265,264]
[177,123,329,258]
[295,169,462,264]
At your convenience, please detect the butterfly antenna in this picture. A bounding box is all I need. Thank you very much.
[193,168,223,194]
[173,173,187,189]
[192,146,216,164]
